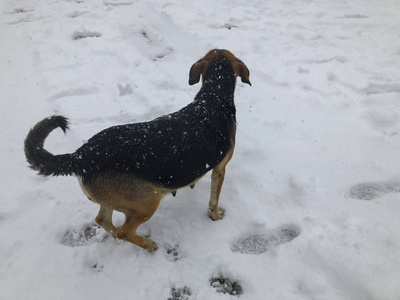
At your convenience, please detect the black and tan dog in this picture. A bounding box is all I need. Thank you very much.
[24,49,251,252]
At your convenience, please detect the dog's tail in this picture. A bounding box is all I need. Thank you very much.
[24,115,77,176]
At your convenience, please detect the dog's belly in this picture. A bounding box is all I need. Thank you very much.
[77,176,94,202]
[77,172,204,208]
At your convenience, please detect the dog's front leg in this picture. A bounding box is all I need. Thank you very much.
[208,166,227,220]
[208,130,235,221]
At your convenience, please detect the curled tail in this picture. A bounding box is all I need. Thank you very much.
[24,115,77,176]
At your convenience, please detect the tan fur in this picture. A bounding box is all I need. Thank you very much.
[79,173,163,251]
[76,49,249,252]
[189,49,251,86]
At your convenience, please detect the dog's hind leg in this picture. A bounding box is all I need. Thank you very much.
[116,190,162,252]
[95,205,117,237]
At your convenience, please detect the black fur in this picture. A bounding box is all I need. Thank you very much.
[24,116,75,176]
[24,58,237,189]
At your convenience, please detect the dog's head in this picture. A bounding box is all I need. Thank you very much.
[189,49,251,87]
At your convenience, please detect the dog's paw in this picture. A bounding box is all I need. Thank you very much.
[145,239,159,252]
[231,224,300,255]
[168,286,191,300]
[210,276,243,296]
[116,231,159,252]
[162,243,184,262]
[208,207,225,221]
[347,180,400,200]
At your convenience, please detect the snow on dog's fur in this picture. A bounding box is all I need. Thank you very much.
[24,49,251,252]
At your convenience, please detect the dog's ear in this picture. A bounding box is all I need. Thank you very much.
[189,60,208,85]
[233,60,252,86]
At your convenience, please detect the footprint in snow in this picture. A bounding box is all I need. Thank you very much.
[60,223,109,247]
[6,8,40,25]
[151,47,173,61]
[104,1,133,7]
[117,83,133,96]
[339,14,369,19]
[6,8,32,14]
[210,276,243,296]
[67,11,88,18]
[89,262,104,273]
[162,243,184,262]
[168,286,191,300]
[347,180,400,200]
[231,224,300,255]
[72,30,102,40]
[7,16,33,25]
[137,29,174,61]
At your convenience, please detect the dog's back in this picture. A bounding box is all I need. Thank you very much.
[75,58,237,188]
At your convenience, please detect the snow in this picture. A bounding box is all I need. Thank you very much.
[1,0,400,299]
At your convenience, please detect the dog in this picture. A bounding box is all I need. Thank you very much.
[24,49,251,252]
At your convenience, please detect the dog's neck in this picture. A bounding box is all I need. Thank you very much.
[202,59,236,93]
[193,59,237,125]
[197,59,237,111]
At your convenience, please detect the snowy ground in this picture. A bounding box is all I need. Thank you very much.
[1,0,400,299]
